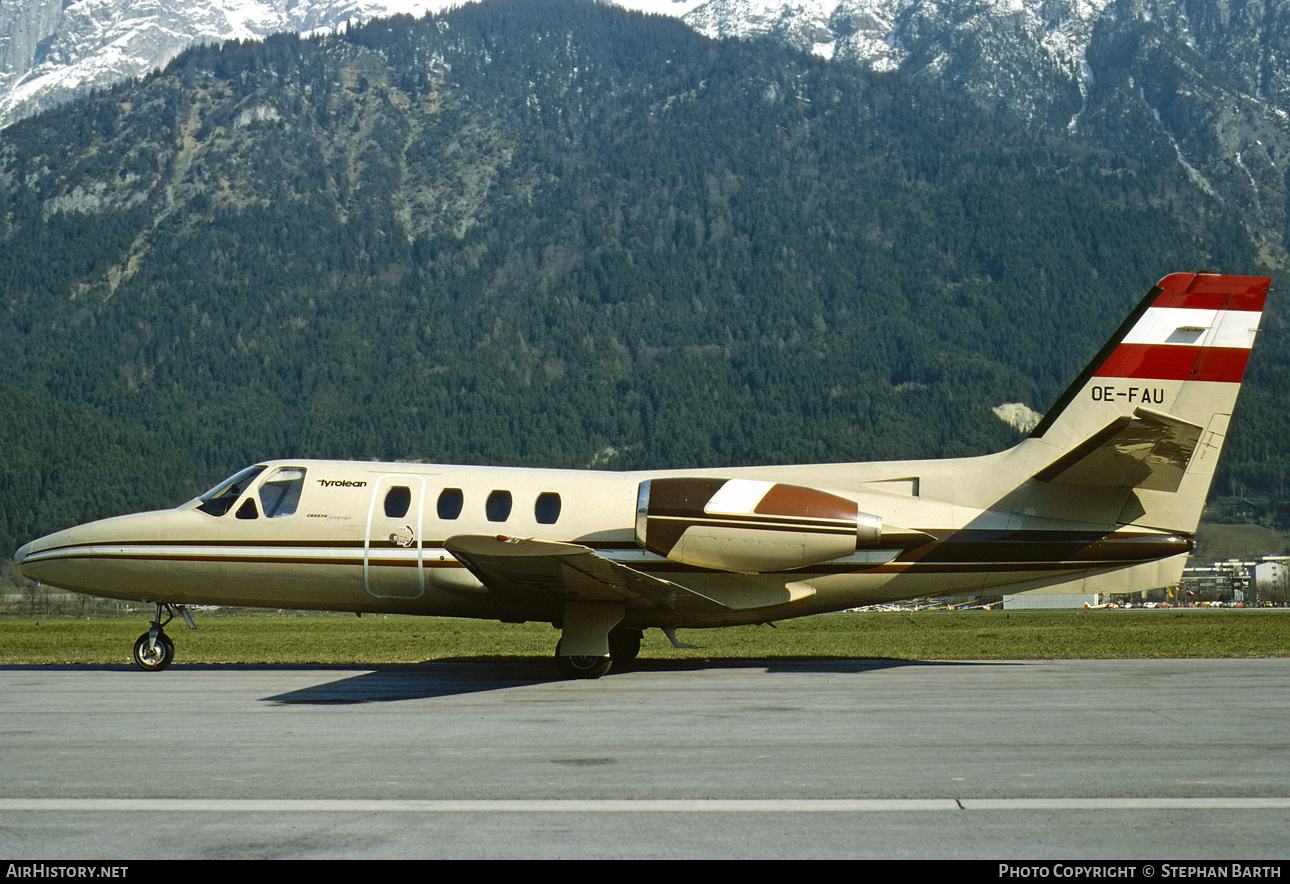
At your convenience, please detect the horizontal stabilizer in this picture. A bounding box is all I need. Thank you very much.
[444,534,731,614]
[1033,407,1203,492]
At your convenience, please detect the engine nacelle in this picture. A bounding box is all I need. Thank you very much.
[635,477,882,573]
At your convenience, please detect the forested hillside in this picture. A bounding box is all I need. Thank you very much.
[0,0,1279,556]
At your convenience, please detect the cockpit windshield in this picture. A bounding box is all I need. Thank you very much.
[196,465,267,516]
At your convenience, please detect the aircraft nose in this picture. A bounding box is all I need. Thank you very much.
[13,539,37,579]
[12,532,65,583]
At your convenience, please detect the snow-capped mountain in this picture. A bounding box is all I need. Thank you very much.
[0,0,708,130]
[3,0,1289,249]
[685,0,1290,133]
[684,0,1290,251]
[0,0,457,129]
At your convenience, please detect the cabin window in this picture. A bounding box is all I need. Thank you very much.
[535,492,561,524]
[384,485,412,519]
[437,487,464,520]
[259,467,307,518]
[486,490,512,522]
[197,465,267,516]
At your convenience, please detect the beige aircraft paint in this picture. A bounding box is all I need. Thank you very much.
[13,273,1271,677]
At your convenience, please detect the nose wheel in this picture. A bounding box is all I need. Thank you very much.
[131,603,194,671]
[133,630,175,671]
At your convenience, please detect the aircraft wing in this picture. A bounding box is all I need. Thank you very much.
[1033,407,1203,492]
[443,534,732,614]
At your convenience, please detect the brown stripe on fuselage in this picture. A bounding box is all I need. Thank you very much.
[26,528,1185,580]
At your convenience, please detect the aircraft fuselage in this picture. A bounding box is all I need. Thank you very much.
[14,454,1188,630]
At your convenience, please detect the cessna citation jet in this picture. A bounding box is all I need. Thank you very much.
[12,273,1271,677]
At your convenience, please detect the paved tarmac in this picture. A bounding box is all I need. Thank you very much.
[2,658,1288,859]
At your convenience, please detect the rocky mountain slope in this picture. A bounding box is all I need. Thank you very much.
[687,0,1290,256]
[5,0,1288,256]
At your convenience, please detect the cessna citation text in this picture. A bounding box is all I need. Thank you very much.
[13,273,1271,677]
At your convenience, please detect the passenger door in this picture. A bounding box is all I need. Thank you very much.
[364,474,427,599]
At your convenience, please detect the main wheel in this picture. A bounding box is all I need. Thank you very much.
[608,628,642,665]
[133,631,175,672]
[556,653,612,679]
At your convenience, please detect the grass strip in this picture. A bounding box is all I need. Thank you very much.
[1,609,1286,665]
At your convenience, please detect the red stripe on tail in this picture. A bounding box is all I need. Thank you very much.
[1094,344,1252,383]
[1154,273,1270,311]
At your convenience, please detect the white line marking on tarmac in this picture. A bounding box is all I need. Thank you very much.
[3,798,1288,812]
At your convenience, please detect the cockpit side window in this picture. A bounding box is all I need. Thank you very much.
[197,465,268,516]
[259,467,307,518]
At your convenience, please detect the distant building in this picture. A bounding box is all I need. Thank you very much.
[1181,557,1288,606]
[1182,561,1252,603]
[1002,555,1288,609]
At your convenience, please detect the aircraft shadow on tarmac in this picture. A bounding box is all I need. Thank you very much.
[260,657,983,703]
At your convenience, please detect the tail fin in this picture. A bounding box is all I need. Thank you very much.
[1026,272,1270,534]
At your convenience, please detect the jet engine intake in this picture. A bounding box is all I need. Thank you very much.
[635,477,881,573]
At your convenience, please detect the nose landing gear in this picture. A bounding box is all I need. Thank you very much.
[133,630,174,670]
[132,603,195,672]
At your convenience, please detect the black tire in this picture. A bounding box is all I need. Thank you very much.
[555,653,612,679]
[133,632,175,672]
[608,628,642,665]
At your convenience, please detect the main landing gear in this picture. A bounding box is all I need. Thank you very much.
[554,627,643,680]
[132,603,195,672]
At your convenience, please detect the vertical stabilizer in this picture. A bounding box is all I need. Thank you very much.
[1027,273,1270,534]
